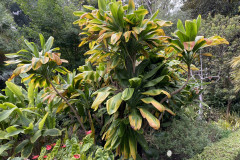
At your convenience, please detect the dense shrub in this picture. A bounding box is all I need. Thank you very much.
[146,112,230,160]
[191,129,240,160]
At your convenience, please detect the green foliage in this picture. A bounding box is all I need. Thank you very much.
[191,129,240,160]
[0,2,21,54]
[3,0,230,159]
[147,112,230,160]
[199,14,240,112]
[37,134,114,160]
[15,0,86,70]
[0,81,61,158]
[181,0,240,18]
[0,2,21,89]
[5,34,68,85]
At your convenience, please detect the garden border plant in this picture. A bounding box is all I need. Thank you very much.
[2,0,228,159]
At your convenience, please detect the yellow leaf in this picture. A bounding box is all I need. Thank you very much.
[139,108,160,130]
[124,31,131,42]
[141,97,165,112]
[91,92,111,111]
[142,89,171,98]
[129,110,142,130]
[111,32,122,45]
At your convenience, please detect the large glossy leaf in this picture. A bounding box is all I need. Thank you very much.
[81,134,94,153]
[24,40,35,55]
[141,97,165,112]
[92,92,111,111]
[6,126,18,133]
[129,77,142,87]
[127,0,135,14]
[175,30,189,43]
[129,109,142,130]
[73,11,85,16]
[28,83,35,107]
[139,108,160,130]
[143,63,163,80]
[106,93,123,115]
[39,34,45,50]
[124,31,131,42]
[83,5,96,10]
[134,9,148,16]
[43,128,61,136]
[5,129,24,138]
[45,36,54,52]
[31,57,42,70]
[150,10,159,21]
[30,130,42,143]
[142,89,171,98]
[21,143,33,158]
[111,32,122,45]
[15,140,30,153]
[6,82,25,104]
[185,20,197,41]
[204,36,229,47]
[177,19,186,34]
[0,143,12,155]
[39,112,49,130]
[0,107,17,122]
[98,0,107,14]
[143,76,165,88]
[196,15,201,32]
[121,88,134,101]
[0,131,7,139]
[129,135,137,160]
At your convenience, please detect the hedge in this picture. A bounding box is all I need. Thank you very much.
[190,129,240,160]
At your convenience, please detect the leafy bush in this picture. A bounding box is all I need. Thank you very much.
[3,0,228,159]
[191,129,240,160]
[146,112,230,160]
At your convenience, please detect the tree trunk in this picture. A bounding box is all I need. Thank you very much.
[46,78,86,133]
[226,99,232,117]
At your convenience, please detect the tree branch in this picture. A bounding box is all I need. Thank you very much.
[46,78,86,133]
[160,65,191,104]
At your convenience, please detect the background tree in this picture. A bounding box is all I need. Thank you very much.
[0,1,22,90]
[195,14,240,114]
[182,0,240,18]
[12,0,88,70]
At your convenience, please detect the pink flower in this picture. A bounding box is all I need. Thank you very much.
[43,155,47,158]
[51,143,56,146]
[46,145,52,150]
[85,130,92,135]
[73,154,81,159]
[62,144,66,148]
[32,155,39,159]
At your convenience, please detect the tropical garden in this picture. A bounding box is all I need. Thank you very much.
[0,0,240,160]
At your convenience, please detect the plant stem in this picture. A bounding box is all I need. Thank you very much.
[46,78,86,133]
[160,65,191,104]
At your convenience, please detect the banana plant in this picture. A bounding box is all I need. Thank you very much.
[0,82,61,158]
